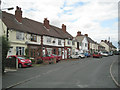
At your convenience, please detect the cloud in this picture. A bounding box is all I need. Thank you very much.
[1,0,119,47]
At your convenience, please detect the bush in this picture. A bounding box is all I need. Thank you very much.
[31,59,35,64]
[1,36,10,74]
[36,59,43,64]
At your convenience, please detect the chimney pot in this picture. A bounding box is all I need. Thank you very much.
[15,6,22,23]
[105,40,107,42]
[85,34,88,37]
[44,18,50,29]
[77,31,81,36]
[62,24,66,33]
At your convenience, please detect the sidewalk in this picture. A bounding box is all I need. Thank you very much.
[111,55,120,87]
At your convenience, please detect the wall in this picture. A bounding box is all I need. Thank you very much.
[81,37,88,52]
[100,42,109,52]
[0,20,7,36]
[65,39,72,47]
[43,36,64,47]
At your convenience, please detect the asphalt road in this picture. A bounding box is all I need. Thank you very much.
[3,55,119,88]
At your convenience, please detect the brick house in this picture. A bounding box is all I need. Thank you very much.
[1,6,73,59]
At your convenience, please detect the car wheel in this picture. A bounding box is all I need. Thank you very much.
[18,64,22,68]
[79,56,81,59]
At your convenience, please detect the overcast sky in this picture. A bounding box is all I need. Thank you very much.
[1,0,119,48]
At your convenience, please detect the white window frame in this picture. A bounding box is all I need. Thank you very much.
[16,31,24,40]
[16,47,24,55]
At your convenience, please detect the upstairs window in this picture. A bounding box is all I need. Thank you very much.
[72,41,75,45]
[16,31,24,40]
[47,37,51,43]
[31,34,37,42]
[67,40,71,45]
[58,40,62,45]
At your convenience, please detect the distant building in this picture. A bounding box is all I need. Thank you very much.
[75,31,89,53]
[100,40,117,52]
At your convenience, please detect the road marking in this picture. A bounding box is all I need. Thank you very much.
[77,84,88,88]
[110,59,120,87]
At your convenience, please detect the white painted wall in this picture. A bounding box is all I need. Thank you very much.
[79,37,88,53]
[43,36,64,47]
[65,39,72,47]
[0,20,7,36]
[100,42,109,52]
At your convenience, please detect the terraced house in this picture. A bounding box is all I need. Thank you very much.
[1,6,73,59]
[100,40,117,52]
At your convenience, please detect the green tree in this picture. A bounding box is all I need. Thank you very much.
[1,36,10,74]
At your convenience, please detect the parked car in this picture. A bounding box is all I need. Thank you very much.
[84,53,91,57]
[37,54,54,61]
[114,51,120,55]
[100,52,109,57]
[108,52,113,56]
[93,52,102,58]
[50,54,62,63]
[71,52,85,59]
[8,55,32,68]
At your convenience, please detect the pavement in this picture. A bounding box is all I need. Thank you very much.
[2,55,119,89]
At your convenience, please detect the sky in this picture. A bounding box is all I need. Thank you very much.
[1,0,119,48]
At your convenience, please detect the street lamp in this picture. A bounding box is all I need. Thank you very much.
[1,7,14,11]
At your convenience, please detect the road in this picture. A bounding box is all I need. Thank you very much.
[2,55,119,88]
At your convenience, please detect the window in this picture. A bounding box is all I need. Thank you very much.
[16,47,24,55]
[85,43,87,47]
[79,42,82,46]
[53,49,56,54]
[67,40,71,45]
[58,40,62,45]
[58,48,61,56]
[72,41,75,45]
[47,37,51,43]
[31,34,37,42]
[16,31,24,40]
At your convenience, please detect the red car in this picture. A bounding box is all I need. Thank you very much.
[36,55,54,61]
[50,54,62,62]
[93,52,102,58]
[8,55,32,68]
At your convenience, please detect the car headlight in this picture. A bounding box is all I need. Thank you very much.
[21,60,25,62]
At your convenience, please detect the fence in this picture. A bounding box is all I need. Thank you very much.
[5,57,18,70]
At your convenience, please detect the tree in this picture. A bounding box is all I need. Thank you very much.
[1,36,10,74]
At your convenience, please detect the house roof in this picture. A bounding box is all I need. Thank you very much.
[2,11,73,39]
[75,35,85,42]
[86,36,95,44]
[102,41,116,49]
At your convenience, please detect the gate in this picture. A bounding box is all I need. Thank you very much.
[5,57,18,71]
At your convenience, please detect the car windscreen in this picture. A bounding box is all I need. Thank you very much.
[17,57,26,60]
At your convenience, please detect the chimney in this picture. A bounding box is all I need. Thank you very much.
[62,24,66,33]
[44,18,50,29]
[85,34,88,37]
[15,6,22,23]
[101,40,103,42]
[105,40,107,42]
[77,31,81,36]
